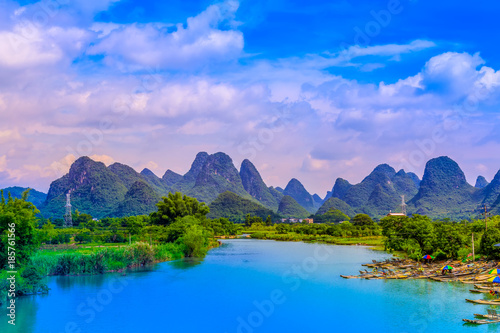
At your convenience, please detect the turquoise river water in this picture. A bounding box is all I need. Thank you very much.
[1,239,498,333]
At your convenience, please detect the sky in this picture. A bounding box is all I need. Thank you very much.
[1,0,500,197]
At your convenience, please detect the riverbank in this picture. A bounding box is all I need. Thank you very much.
[240,229,386,250]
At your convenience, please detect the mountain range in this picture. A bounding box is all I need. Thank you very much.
[2,153,500,221]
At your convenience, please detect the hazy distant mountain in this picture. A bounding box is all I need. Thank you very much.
[331,178,352,200]
[312,194,323,209]
[283,178,316,213]
[207,191,277,222]
[1,186,47,208]
[479,170,500,208]
[240,159,280,210]
[161,169,183,187]
[277,195,310,219]
[475,175,489,189]
[140,168,169,196]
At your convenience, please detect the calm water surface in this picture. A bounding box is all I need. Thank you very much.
[1,239,497,333]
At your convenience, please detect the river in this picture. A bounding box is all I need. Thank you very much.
[1,239,494,332]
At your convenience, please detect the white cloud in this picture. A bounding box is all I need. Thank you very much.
[89,154,115,166]
[87,1,243,70]
[339,39,435,61]
[0,23,90,68]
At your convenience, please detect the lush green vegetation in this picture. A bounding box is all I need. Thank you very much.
[380,214,500,260]
[316,197,355,217]
[277,195,310,218]
[208,191,278,222]
[313,208,350,223]
[243,216,382,247]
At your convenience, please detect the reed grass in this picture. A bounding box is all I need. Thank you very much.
[29,242,186,276]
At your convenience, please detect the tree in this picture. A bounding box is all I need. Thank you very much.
[82,219,98,232]
[433,223,466,258]
[401,215,435,254]
[72,210,93,227]
[276,224,290,234]
[0,189,40,268]
[265,215,272,226]
[40,221,57,244]
[380,215,409,251]
[74,229,92,244]
[150,192,209,226]
[480,227,500,258]
[125,216,146,235]
[180,224,209,257]
[322,209,350,223]
[351,214,374,226]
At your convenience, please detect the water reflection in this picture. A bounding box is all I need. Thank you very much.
[1,294,39,333]
[55,274,107,290]
[169,257,204,270]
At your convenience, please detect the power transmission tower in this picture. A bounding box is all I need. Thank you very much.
[64,191,73,227]
[401,195,407,216]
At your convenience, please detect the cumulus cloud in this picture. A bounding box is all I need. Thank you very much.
[87,0,243,70]
[0,25,90,68]
[89,154,115,166]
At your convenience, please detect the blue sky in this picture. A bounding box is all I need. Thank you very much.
[1,0,500,196]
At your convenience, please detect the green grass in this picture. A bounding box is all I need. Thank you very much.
[31,241,186,276]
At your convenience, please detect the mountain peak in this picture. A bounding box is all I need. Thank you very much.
[183,152,209,182]
[240,159,279,210]
[188,152,250,203]
[140,168,157,177]
[277,195,310,218]
[162,169,183,186]
[283,178,315,213]
[475,175,489,189]
[408,156,477,218]
[331,178,352,200]
[421,156,469,191]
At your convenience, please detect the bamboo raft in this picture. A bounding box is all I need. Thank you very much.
[463,318,500,324]
[466,299,500,305]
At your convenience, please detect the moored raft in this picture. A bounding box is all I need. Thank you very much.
[463,318,500,324]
